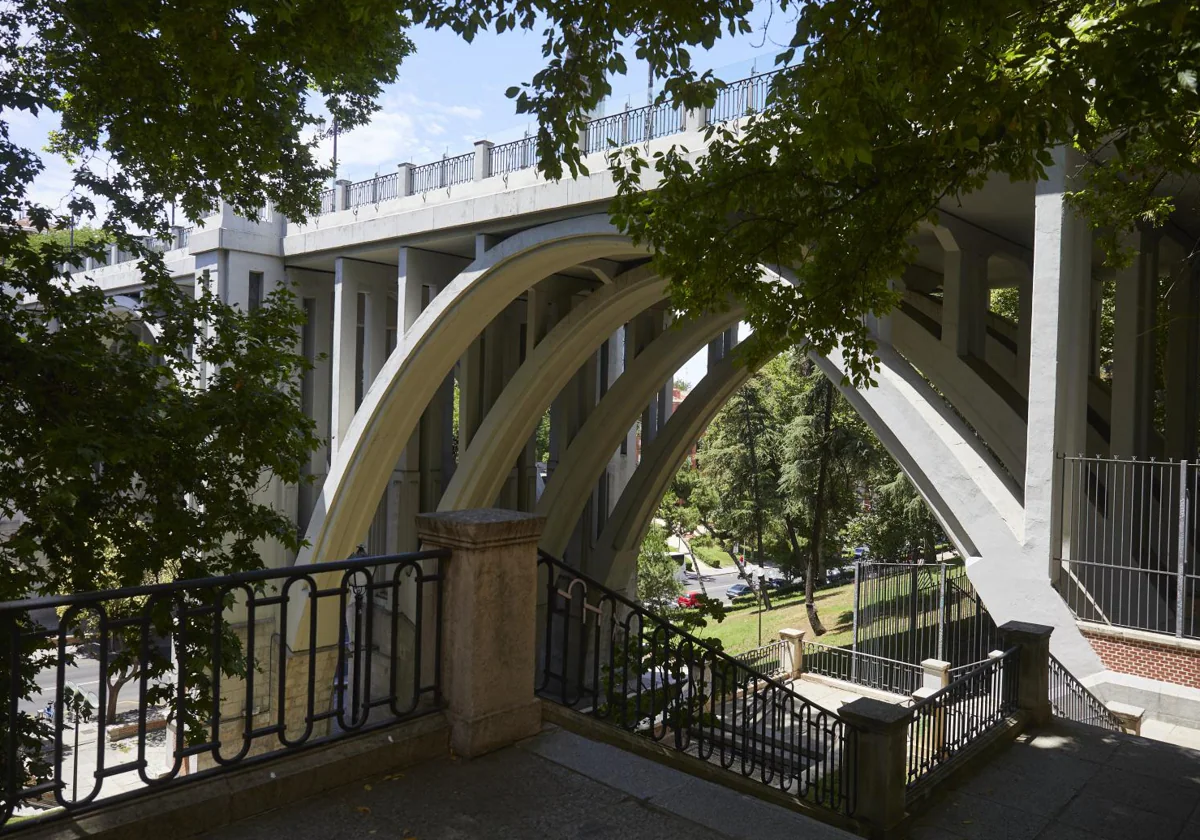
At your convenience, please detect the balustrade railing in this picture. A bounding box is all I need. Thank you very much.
[412,153,474,194]
[802,641,923,697]
[905,647,1019,798]
[489,136,537,176]
[1048,653,1120,731]
[319,188,337,214]
[0,550,446,832]
[736,638,788,678]
[347,172,401,208]
[311,68,783,216]
[537,551,856,815]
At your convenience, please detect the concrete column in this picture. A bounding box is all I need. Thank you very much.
[1023,147,1091,568]
[416,509,545,757]
[910,659,951,771]
[779,628,804,679]
[838,698,911,833]
[397,162,414,197]
[473,140,494,181]
[1111,230,1159,456]
[363,284,389,388]
[999,621,1053,726]
[1166,261,1200,459]
[331,258,360,455]
[917,658,950,693]
[310,285,334,471]
[942,246,989,358]
[1017,274,1033,392]
[334,178,351,211]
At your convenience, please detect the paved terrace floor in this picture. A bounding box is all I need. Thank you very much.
[205,719,1200,840]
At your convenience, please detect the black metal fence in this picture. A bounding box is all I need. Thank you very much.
[1056,455,1200,639]
[1,551,446,832]
[854,561,1001,671]
[537,551,857,815]
[802,641,924,696]
[1048,653,1121,731]
[905,647,1020,799]
[735,639,788,678]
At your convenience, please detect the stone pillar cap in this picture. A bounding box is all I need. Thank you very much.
[839,697,912,732]
[999,620,1054,639]
[474,139,495,147]
[417,508,544,550]
[920,658,951,671]
[778,628,805,641]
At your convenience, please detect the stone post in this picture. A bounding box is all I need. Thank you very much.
[1106,701,1146,736]
[416,509,544,758]
[578,120,591,156]
[1000,621,1053,725]
[917,658,950,694]
[839,698,911,833]
[778,628,804,679]
[474,140,494,181]
[397,162,414,197]
[333,178,351,211]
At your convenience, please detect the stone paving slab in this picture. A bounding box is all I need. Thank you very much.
[208,726,858,840]
[904,721,1200,840]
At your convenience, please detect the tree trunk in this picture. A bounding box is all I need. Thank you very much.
[106,669,134,721]
[805,379,834,637]
[679,533,708,596]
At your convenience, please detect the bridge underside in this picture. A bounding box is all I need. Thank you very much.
[254,147,1200,708]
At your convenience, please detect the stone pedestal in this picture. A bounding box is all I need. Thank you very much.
[779,628,804,679]
[839,697,911,834]
[416,509,545,757]
[1000,621,1054,725]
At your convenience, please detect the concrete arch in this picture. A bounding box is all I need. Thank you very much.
[296,215,646,578]
[439,263,667,511]
[592,338,765,590]
[537,307,744,557]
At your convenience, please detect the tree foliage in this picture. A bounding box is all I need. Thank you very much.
[609,1,1200,385]
[636,522,682,604]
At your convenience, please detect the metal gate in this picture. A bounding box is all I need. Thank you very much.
[852,561,1000,672]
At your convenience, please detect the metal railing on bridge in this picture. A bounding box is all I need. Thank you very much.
[0,550,446,832]
[536,550,857,816]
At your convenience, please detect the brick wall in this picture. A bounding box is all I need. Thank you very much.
[1081,626,1200,689]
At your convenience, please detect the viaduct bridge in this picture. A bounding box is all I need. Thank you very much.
[82,77,1200,716]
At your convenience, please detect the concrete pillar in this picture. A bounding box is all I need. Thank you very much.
[999,621,1053,726]
[334,178,351,211]
[1111,230,1159,456]
[1166,261,1200,459]
[917,658,950,693]
[779,628,804,679]
[1023,147,1091,568]
[363,284,389,387]
[331,258,360,455]
[910,659,951,773]
[397,162,414,197]
[1106,700,1146,736]
[474,140,494,181]
[1017,274,1033,392]
[942,246,989,359]
[838,698,910,833]
[415,509,544,757]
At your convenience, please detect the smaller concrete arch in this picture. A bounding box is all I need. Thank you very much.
[590,338,764,589]
[439,264,667,511]
[537,307,744,557]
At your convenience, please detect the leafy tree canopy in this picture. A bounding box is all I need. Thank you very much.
[609,0,1200,385]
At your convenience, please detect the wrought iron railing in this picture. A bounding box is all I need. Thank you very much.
[905,647,1019,798]
[537,551,856,815]
[347,172,401,209]
[319,188,338,214]
[709,71,777,123]
[1048,653,1120,731]
[311,68,783,216]
[1056,454,1200,639]
[802,641,923,696]
[584,102,684,154]
[489,136,537,176]
[411,153,474,194]
[736,639,788,678]
[0,550,447,832]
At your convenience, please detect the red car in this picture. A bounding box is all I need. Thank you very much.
[676,591,704,608]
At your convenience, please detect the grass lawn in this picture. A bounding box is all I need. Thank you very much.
[695,582,857,653]
[692,544,726,568]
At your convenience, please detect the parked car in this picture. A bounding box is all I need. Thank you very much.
[726,582,753,598]
[766,576,790,589]
[676,591,704,608]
